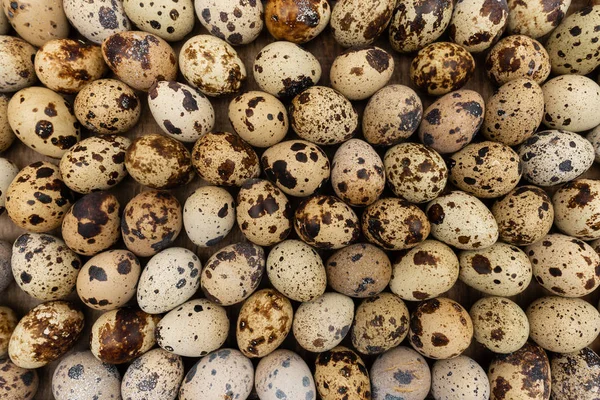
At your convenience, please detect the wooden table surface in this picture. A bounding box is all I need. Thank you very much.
[1,0,599,398]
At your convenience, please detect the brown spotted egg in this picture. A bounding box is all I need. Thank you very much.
[543,75,600,132]
[196,0,264,46]
[431,356,490,400]
[265,0,330,43]
[0,359,38,399]
[551,348,600,400]
[0,94,15,151]
[123,0,194,41]
[122,348,184,400]
[63,0,131,44]
[0,158,18,214]
[315,346,371,400]
[330,0,396,47]
[370,346,431,400]
[255,350,316,400]
[0,306,16,358]
[0,36,37,93]
[183,186,236,248]
[506,0,570,38]
[448,0,508,53]
[2,0,69,47]
[485,35,550,86]
[553,179,600,240]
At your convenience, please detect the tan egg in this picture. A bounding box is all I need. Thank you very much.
[101,31,177,91]
[122,348,184,400]
[201,242,265,306]
[179,35,245,96]
[431,356,490,400]
[2,0,68,47]
[0,36,36,93]
[262,139,330,197]
[253,41,321,98]
[293,292,354,352]
[326,243,391,298]
[148,81,215,143]
[482,78,544,146]
[9,301,84,369]
[125,134,194,190]
[183,186,236,248]
[370,346,431,400]
[506,0,570,38]
[8,87,80,158]
[554,179,600,240]
[196,0,264,45]
[121,191,182,257]
[74,79,140,135]
[0,359,38,399]
[330,0,396,47]
[418,90,484,154]
[384,142,447,204]
[410,42,475,96]
[236,288,293,358]
[76,249,141,310]
[485,35,550,86]
[59,135,131,194]
[0,158,18,214]
[315,346,371,400]
[362,85,423,146]
[330,46,394,101]
[11,233,81,301]
[191,131,260,186]
[123,0,194,41]
[408,297,473,360]
[267,240,327,302]
[459,242,532,297]
[448,0,508,53]
[90,308,159,364]
[0,94,15,151]
[551,348,600,400]
[294,195,360,250]
[255,350,316,400]
[265,0,329,43]
[290,86,358,145]
[0,307,17,358]
[390,240,459,301]
[5,162,75,233]
[488,342,550,400]
[351,293,409,355]
[63,0,131,44]
[470,297,529,354]
[542,75,600,132]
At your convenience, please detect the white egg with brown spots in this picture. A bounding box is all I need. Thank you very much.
[485,35,550,86]
[0,359,38,399]
[330,0,396,47]
[2,0,69,47]
[448,0,508,53]
[197,0,264,45]
[122,348,184,400]
[183,186,236,248]
[255,350,316,400]
[506,0,570,38]
[123,0,194,41]
[315,346,371,400]
[370,346,431,400]
[0,36,37,93]
[63,0,131,44]
[542,75,600,132]
[553,179,600,240]
[432,356,490,400]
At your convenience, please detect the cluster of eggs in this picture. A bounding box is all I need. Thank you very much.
[1,0,600,399]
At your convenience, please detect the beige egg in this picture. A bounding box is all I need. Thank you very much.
[459,242,532,297]
[448,0,508,53]
[315,346,371,400]
[183,186,236,248]
[236,288,293,358]
[0,358,38,399]
[410,42,475,96]
[5,161,75,233]
[63,0,131,44]
[554,179,600,240]
[326,243,391,298]
[201,242,265,306]
[267,240,327,302]
[9,301,84,369]
[330,0,396,47]
[551,347,600,400]
[125,134,194,190]
[390,239,459,301]
[0,306,16,358]
[148,81,215,143]
[0,94,15,151]
[351,293,409,355]
[506,0,570,38]
[2,0,69,47]
[418,90,484,154]
[122,348,184,400]
[255,350,316,400]
[265,0,329,44]
[542,75,600,132]
[470,297,529,354]
[11,233,81,301]
[0,36,36,93]
[197,0,264,45]
[101,31,177,91]
[370,346,431,400]
[431,356,490,400]
[294,195,360,250]
[485,35,550,86]
[262,139,330,197]
[482,78,545,146]
[179,35,245,96]
[8,87,80,158]
[121,191,182,257]
[293,292,354,353]
[362,85,423,146]
[90,308,159,364]
[0,158,18,214]
[123,0,194,41]
[76,249,141,310]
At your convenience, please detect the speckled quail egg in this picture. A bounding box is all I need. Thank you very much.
[542,75,600,132]
[0,306,16,357]
[52,351,121,400]
[492,185,554,246]
[156,299,228,357]
[410,42,475,96]
[265,0,329,43]
[326,242,391,298]
[330,0,396,47]
[5,161,75,233]
[0,241,12,293]
[8,86,80,158]
[121,190,182,257]
[551,347,600,400]
[63,0,131,44]
[527,296,600,353]
[253,41,321,98]
[315,346,371,400]
[179,35,245,96]
[482,78,545,146]
[0,358,38,399]
[554,179,600,240]
[262,139,330,197]
[179,348,253,400]
[123,0,194,41]
[125,134,194,190]
[432,356,489,400]
[587,125,600,163]
[183,186,236,247]
[506,0,570,38]
[9,301,84,369]
[74,78,141,134]
[90,308,159,364]
[390,240,459,301]
[362,85,423,146]
[448,0,508,53]
[0,36,37,93]
[2,0,69,47]
[255,350,316,400]
[418,90,484,154]
[485,35,550,86]
[0,158,17,214]
[122,348,184,400]
[196,0,264,45]
[137,247,201,314]
[102,31,177,91]
[370,346,431,400]
[148,81,214,143]
[237,288,293,358]
[0,94,15,151]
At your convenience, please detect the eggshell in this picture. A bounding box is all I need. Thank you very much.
[265,0,329,43]
[122,348,184,400]
[551,347,600,400]
[485,35,550,86]
[2,0,69,47]
[255,350,316,400]
[196,0,264,45]
[123,0,194,41]
[448,0,508,53]
[0,306,17,358]
[330,0,396,47]
[542,75,600,132]
[0,157,18,214]
[370,346,431,400]
[0,94,16,151]
[553,179,600,240]
[0,358,38,399]
[0,36,37,93]
[0,240,13,293]
[506,0,570,38]
[431,356,490,400]
[63,0,130,44]
[183,186,236,247]
[315,346,371,400]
